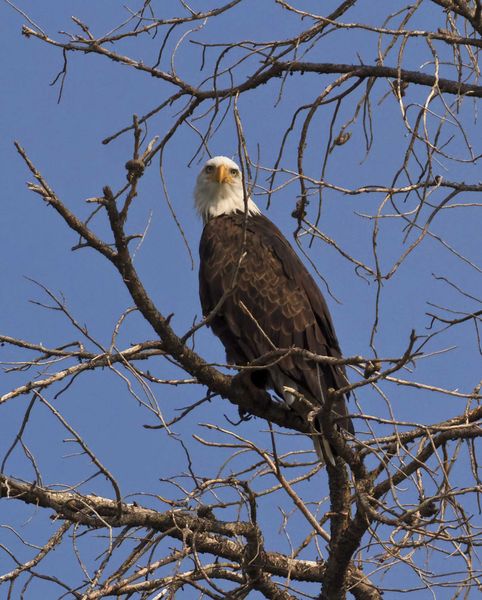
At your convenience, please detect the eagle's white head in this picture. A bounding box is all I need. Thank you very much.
[194,156,260,223]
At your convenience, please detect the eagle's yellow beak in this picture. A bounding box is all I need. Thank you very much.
[215,164,232,184]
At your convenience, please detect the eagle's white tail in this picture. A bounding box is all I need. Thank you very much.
[313,431,336,467]
[281,384,336,466]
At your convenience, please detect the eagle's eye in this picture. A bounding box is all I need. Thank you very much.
[205,165,214,174]
[230,168,239,176]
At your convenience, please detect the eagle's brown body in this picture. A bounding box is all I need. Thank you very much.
[199,211,353,449]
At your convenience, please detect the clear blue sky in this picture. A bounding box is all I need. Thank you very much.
[1,1,480,598]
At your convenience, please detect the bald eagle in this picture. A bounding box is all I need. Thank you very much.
[195,156,353,464]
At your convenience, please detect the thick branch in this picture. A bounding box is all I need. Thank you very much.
[20,29,482,99]
[0,473,380,598]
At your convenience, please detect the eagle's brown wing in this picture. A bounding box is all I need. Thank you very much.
[199,212,352,434]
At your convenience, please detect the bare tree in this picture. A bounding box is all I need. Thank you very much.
[1,1,481,599]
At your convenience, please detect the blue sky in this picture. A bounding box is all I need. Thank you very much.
[1,1,481,598]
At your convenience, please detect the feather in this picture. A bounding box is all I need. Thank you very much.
[199,210,353,460]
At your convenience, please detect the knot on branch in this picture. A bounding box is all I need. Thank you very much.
[364,360,381,378]
[125,158,145,181]
[334,131,351,146]
[419,498,439,518]
[291,197,307,222]
[196,505,215,520]
[242,523,267,583]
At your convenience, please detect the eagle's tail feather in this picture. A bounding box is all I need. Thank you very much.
[281,384,337,466]
[313,430,336,467]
